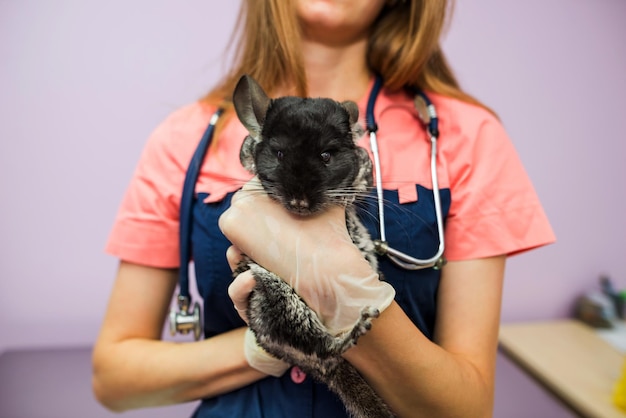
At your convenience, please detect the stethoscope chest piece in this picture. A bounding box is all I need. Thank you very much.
[169,295,202,340]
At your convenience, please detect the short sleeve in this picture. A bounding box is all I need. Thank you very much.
[105,103,212,268]
[443,113,555,261]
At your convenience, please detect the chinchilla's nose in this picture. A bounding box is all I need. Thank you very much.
[288,198,310,213]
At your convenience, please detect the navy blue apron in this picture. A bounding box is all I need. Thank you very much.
[182,110,451,418]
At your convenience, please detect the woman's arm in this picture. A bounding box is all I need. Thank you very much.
[343,256,506,418]
[92,261,265,412]
[221,186,506,417]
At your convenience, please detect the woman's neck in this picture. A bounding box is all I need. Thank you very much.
[299,38,371,103]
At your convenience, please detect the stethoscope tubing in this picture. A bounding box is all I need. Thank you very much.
[376,129,446,270]
[367,76,446,270]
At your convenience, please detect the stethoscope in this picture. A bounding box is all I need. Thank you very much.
[367,76,447,271]
[170,75,446,339]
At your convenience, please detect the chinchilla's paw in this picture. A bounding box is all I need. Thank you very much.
[233,257,253,277]
[354,306,379,336]
[335,306,380,353]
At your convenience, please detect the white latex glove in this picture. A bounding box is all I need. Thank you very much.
[243,327,291,377]
[220,178,396,336]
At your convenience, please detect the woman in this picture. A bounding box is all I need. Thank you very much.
[93,1,555,417]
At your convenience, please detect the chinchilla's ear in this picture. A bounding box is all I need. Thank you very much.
[233,75,270,141]
[341,100,359,125]
[239,135,257,173]
[341,100,364,141]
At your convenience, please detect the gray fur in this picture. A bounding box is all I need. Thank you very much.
[232,75,395,418]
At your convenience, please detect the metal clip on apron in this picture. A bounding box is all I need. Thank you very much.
[169,109,224,340]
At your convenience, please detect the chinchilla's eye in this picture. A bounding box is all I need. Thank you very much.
[320,151,331,164]
[277,150,284,161]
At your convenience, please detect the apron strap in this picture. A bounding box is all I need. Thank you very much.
[178,108,224,301]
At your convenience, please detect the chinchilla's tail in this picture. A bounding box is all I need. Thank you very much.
[326,360,396,418]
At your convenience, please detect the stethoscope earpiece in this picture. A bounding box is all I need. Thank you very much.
[169,295,202,341]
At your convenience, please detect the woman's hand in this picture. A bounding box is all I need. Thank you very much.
[224,246,291,377]
[225,246,255,324]
[219,178,396,336]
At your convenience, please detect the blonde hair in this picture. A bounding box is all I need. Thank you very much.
[204,0,489,114]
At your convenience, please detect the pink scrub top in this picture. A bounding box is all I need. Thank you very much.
[105,80,555,418]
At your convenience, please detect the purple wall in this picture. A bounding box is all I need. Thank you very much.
[442,0,626,323]
[1,1,625,417]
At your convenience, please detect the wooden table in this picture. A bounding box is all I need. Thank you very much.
[499,319,625,418]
